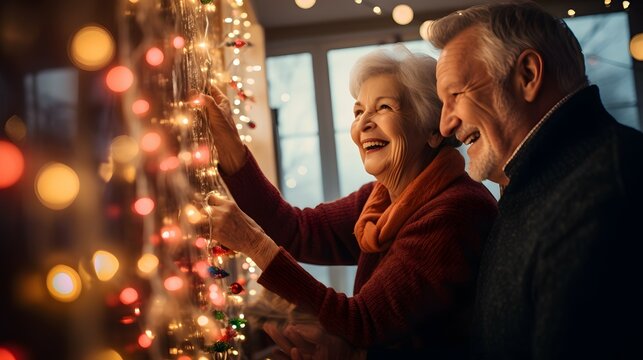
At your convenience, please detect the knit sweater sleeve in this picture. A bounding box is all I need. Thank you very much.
[221,149,371,265]
[259,180,498,347]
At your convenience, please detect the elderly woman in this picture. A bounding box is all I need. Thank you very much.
[199,45,497,358]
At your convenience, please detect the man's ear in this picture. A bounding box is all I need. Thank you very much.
[427,130,443,148]
[514,49,544,103]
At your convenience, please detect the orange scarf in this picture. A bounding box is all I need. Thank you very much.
[354,147,466,253]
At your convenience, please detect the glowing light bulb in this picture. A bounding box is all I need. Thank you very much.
[47,265,82,302]
[164,276,183,291]
[120,287,139,305]
[93,250,119,281]
[4,115,27,142]
[159,156,180,171]
[295,0,316,9]
[131,99,150,115]
[106,66,134,92]
[184,204,203,224]
[0,348,17,360]
[172,36,185,49]
[133,197,155,215]
[138,333,152,348]
[197,315,209,326]
[137,253,159,274]
[160,224,182,242]
[69,25,114,71]
[87,349,123,360]
[145,47,164,66]
[140,131,161,153]
[623,1,630,9]
[392,4,413,25]
[110,135,139,163]
[35,162,80,210]
[0,140,24,189]
[373,6,382,15]
[630,33,643,60]
[567,9,576,17]
[419,20,433,41]
[194,236,207,249]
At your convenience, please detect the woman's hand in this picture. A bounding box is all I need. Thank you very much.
[263,321,366,360]
[190,86,247,174]
[206,193,279,270]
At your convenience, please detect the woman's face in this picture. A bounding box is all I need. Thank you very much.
[351,74,431,194]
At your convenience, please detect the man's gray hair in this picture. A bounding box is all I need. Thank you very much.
[349,45,459,147]
[427,1,588,93]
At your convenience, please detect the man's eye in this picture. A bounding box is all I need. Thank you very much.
[354,110,363,117]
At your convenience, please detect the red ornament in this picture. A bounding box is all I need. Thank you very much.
[247,120,256,129]
[211,245,235,256]
[234,39,247,48]
[229,282,244,294]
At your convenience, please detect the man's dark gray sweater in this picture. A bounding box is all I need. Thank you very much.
[471,85,643,359]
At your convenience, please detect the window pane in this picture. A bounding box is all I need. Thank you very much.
[278,136,324,208]
[266,53,319,136]
[566,12,639,130]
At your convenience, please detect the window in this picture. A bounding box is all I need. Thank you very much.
[566,12,640,130]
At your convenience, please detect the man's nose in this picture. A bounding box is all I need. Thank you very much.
[439,104,461,138]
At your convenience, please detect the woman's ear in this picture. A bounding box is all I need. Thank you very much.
[427,130,444,149]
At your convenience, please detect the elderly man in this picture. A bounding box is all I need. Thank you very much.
[428,1,643,359]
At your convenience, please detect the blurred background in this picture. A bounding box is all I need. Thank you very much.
[1,0,642,359]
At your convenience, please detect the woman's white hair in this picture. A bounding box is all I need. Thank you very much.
[349,45,459,147]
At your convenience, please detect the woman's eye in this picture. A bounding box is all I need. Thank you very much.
[354,110,363,117]
[378,104,392,111]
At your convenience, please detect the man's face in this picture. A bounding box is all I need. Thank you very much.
[436,27,522,185]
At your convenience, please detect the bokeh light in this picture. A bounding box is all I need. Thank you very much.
[119,287,139,305]
[145,47,164,66]
[184,204,203,224]
[0,347,18,360]
[34,163,80,210]
[131,99,150,115]
[106,66,134,92]
[140,132,161,153]
[133,197,155,215]
[137,253,159,275]
[69,25,115,71]
[4,115,27,142]
[160,224,182,242]
[0,141,24,189]
[172,36,185,49]
[138,333,153,348]
[110,135,139,163]
[419,20,433,41]
[159,156,180,171]
[630,33,643,60]
[93,250,120,281]
[295,0,316,9]
[197,315,209,326]
[392,4,414,25]
[87,349,123,360]
[46,264,82,302]
[164,276,183,291]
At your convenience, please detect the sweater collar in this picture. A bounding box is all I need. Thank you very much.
[354,146,465,253]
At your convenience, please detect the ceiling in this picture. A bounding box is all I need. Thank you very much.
[247,0,628,43]
[248,0,500,29]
